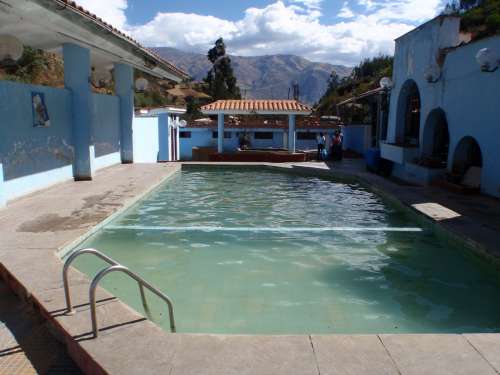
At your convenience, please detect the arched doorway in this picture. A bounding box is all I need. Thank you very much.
[452,136,483,187]
[396,80,421,146]
[422,108,450,167]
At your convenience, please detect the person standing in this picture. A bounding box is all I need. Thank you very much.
[332,130,343,161]
[317,132,326,160]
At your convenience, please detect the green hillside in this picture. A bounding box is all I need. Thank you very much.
[315,56,393,117]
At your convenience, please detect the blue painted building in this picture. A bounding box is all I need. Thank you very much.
[0,0,187,205]
[178,123,339,160]
[133,107,187,163]
[381,15,500,197]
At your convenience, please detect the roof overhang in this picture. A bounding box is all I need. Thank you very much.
[201,100,312,116]
[0,0,189,82]
[337,87,386,107]
[202,110,312,116]
[136,106,187,117]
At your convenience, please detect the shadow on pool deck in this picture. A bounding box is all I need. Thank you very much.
[0,280,82,374]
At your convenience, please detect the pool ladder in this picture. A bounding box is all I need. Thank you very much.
[62,248,176,338]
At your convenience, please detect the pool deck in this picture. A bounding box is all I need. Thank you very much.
[0,161,500,374]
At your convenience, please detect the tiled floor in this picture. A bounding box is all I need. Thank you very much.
[0,280,82,374]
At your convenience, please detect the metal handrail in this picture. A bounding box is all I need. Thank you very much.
[90,265,176,337]
[63,248,119,315]
[62,248,175,338]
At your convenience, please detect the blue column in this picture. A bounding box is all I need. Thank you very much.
[288,114,296,153]
[63,43,93,180]
[114,63,134,163]
[218,113,224,153]
[158,113,169,161]
[0,163,5,207]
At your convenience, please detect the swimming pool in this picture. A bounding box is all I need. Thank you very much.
[71,166,500,334]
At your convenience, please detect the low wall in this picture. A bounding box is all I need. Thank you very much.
[180,128,337,160]
[0,80,123,203]
[209,150,306,163]
[342,124,371,155]
[92,93,121,169]
[0,81,74,200]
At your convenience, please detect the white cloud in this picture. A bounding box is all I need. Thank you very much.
[338,2,355,19]
[289,0,324,11]
[74,0,444,66]
[75,0,128,30]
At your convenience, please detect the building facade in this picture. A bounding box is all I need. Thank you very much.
[178,125,339,160]
[381,16,500,197]
[133,107,186,163]
[0,0,187,205]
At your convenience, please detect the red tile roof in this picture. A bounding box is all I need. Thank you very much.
[201,100,312,114]
[53,0,189,80]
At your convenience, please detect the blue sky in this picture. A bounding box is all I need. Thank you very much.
[78,0,445,66]
[125,1,348,25]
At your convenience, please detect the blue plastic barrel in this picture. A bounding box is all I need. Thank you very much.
[365,148,381,172]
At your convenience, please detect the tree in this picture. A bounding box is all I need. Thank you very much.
[460,0,482,9]
[326,71,340,94]
[204,38,241,100]
[460,0,500,38]
[315,55,393,116]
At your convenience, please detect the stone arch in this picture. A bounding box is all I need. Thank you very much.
[395,79,421,146]
[452,136,483,186]
[422,108,450,166]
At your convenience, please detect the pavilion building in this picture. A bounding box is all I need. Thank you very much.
[0,0,188,205]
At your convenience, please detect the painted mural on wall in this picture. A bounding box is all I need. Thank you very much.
[32,92,51,127]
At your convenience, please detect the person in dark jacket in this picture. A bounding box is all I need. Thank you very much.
[331,130,343,161]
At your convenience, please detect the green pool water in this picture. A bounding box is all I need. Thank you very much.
[72,167,500,334]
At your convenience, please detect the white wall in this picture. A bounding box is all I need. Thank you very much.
[133,116,159,163]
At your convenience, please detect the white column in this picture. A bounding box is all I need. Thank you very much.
[217,113,224,153]
[288,114,296,154]
[176,116,181,161]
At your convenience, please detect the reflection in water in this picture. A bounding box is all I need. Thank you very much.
[73,168,500,334]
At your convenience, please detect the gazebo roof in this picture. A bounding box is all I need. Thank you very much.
[201,100,312,115]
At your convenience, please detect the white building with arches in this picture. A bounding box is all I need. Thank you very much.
[380,15,500,198]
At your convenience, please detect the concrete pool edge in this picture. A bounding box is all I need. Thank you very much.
[56,165,182,259]
[1,162,500,374]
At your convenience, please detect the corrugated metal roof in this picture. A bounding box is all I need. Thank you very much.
[201,100,312,114]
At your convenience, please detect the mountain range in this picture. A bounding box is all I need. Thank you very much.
[152,47,352,105]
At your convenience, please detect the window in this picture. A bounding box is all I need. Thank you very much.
[179,131,191,138]
[297,132,317,140]
[254,132,273,140]
[212,131,232,139]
